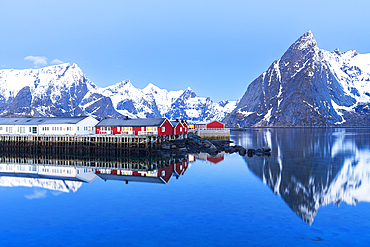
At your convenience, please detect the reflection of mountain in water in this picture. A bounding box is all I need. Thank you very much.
[237,128,370,224]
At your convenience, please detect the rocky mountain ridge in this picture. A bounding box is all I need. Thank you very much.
[0,64,238,121]
[225,31,370,127]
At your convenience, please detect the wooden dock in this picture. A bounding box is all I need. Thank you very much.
[0,134,177,155]
[194,129,230,139]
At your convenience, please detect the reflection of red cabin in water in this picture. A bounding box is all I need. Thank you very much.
[206,153,225,164]
[172,159,189,178]
[95,166,173,184]
[195,152,225,164]
[94,158,189,184]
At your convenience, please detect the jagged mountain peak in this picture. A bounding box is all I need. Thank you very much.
[142,82,163,95]
[290,30,318,51]
[180,87,197,99]
[104,80,133,92]
[333,48,341,55]
[225,31,370,127]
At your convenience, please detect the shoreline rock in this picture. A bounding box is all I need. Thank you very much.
[156,133,270,157]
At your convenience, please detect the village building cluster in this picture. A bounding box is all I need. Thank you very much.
[0,116,225,138]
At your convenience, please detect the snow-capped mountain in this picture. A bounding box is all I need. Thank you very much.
[0,63,238,121]
[225,31,370,127]
[240,128,370,225]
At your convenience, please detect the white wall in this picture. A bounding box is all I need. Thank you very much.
[0,125,38,135]
[75,117,99,135]
[0,117,99,135]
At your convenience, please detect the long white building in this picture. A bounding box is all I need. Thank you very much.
[0,116,98,135]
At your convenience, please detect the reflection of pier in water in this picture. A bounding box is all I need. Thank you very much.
[0,154,191,192]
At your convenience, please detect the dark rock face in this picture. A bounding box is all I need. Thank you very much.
[116,99,138,115]
[2,86,33,116]
[80,93,122,119]
[225,31,370,127]
[157,132,249,157]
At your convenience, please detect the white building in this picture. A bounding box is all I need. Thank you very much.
[0,116,98,135]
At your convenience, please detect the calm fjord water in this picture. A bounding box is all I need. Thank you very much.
[1,128,370,246]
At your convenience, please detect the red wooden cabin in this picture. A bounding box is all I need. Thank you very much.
[95,118,173,136]
[171,120,185,135]
[206,120,225,129]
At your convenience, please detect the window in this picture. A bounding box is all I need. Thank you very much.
[8,127,13,133]
[20,127,25,133]
[162,171,165,176]
[162,127,165,132]
[0,127,2,131]
[32,127,37,134]
[180,127,182,132]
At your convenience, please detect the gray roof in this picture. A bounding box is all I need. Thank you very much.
[97,174,167,184]
[170,121,182,127]
[96,118,167,127]
[0,116,90,125]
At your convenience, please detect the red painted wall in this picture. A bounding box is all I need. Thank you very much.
[158,165,173,183]
[206,121,224,129]
[182,122,189,134]
[133,127,141,135]
[173,122,183,135]
[96,119,175,136]
[112,127,120,135]
[158,119,174,135]
[207,155,224,164]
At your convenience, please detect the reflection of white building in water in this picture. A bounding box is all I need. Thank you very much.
[0,163,97,192]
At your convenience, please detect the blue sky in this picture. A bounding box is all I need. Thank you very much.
[1,0,369,102]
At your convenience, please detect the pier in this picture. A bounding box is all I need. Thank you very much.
[193,129,230,139]
[0,134,178,155]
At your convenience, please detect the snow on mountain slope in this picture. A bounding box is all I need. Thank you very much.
[0,63,236,121]
[225,31,370,127]
[142,83,184,115]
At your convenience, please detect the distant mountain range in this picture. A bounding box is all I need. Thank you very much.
[0,64,238,121]
[225,31,370,127]
[2,31,369,126]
